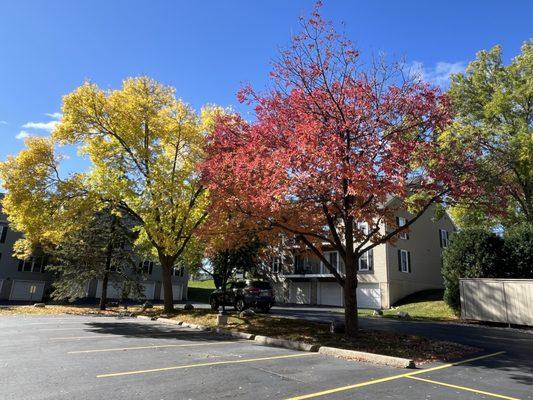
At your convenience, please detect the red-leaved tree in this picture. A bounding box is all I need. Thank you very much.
[202,6,481,336]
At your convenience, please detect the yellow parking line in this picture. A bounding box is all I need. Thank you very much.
[69,340,245,354]
[50,331,199,340]
[405,376,519,400]
[284,351,506,400]
[97,353,317,378]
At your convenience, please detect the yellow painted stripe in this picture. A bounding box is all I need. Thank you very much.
[69,340,244,354]
[50,331,197,340]
[284,351,506,400]
[97,353,317,378]
[406,376,520,400]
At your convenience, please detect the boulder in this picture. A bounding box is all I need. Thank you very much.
[239,309,255,317]
[373,309,383,316]
[33,303,46,308]
[142,301,153,309]
[397,311,410,319]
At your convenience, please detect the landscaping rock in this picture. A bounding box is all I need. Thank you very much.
[142,301,153,309]
[330,320,345,333]
[33,303,45,308]
[373,310,383,316]
[183,303,194,311]
[397,311,410,319]
[239,309,255,317]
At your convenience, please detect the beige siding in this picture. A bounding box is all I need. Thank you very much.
[386,204,455,306]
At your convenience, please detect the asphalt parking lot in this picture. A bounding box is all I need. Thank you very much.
[1,315,531,400]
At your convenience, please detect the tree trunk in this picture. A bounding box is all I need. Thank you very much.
[160,256,175,314]
[99,270,109,311]
[343,215,359,336]
[100,213,117,311]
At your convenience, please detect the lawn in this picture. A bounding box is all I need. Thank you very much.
[357,290,457,321]
[134,306,476,363]
[187,279,215,303]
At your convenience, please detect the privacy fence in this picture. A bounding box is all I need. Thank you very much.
[460,278,533,326]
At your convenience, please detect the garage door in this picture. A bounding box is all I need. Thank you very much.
[9,280,45,301]
[290,282,311,304]
[160,284,183,301]
[95,280,123,299]
[318,281,343,306]
[357,284,381,309]
[140,282,156,300]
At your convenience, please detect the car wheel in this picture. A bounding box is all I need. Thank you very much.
[210,298,219,311]
[260,304,271,313]
[235,298,246,312]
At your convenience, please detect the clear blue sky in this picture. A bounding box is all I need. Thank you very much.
[1,0,531,174]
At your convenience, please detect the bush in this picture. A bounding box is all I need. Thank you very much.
[442,228,504,311]
[504,223,533,278]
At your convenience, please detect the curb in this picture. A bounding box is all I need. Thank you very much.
[216,328,256,340]
[254,335,320,352]
[318,346,415,368]
[136,315,157,321]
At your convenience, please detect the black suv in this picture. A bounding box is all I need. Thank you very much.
[209,280,275,313]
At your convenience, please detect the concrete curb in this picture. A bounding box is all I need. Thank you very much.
[157,317,183,325]
[319,346,415,368]
[254,335,320,352]
[216,328,256,340]
[136,315,157,321]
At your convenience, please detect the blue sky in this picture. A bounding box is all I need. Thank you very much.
[1,0,531,175]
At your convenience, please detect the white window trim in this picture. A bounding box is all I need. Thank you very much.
[398,217,408,239]
[358,251,370,271]
[272,257,281,273]
[400,249,410,273]
[321,251,339,274]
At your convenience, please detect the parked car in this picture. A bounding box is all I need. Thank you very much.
[209,280,275,313]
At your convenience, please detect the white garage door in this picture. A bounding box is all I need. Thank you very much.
[318,281,343,306]
[357,284,381,309]
[9,280,45,301]
[95,280,123,299]
[160,284,183,301]
[290,282,311,304]
[140,282,156,300]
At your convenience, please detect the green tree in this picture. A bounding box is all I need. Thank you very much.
[448,42,533,228]
[53,77,211,313]
[47,209,140,310]
[503,223,533,278]
[442,228,505,311]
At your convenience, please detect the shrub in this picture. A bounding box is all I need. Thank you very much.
[442,228,504,311]
[504,223,533,278]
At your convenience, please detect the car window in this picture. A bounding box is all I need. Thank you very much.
[250,281,272,289]
[233,281,246,289]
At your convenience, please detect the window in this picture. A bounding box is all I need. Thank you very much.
[172,267,184,277]
[140,260,154,275]
[439,229,449,248]
[397,217,408,239]
[17,257,46,273]
[321,251,338,273]
[271,257,282,273]
[0,225,7,243]
[358,249,373,271]
[398,249,411,273]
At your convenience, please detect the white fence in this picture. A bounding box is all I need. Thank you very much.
[460,278,533,326]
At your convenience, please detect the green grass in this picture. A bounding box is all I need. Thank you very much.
[187,279,215,303]
[361,290,458,321]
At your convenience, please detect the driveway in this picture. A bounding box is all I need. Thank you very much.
[1,313,531,399]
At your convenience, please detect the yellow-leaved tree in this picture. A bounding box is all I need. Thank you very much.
[0,136,93,256]
[53,77,211,312]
